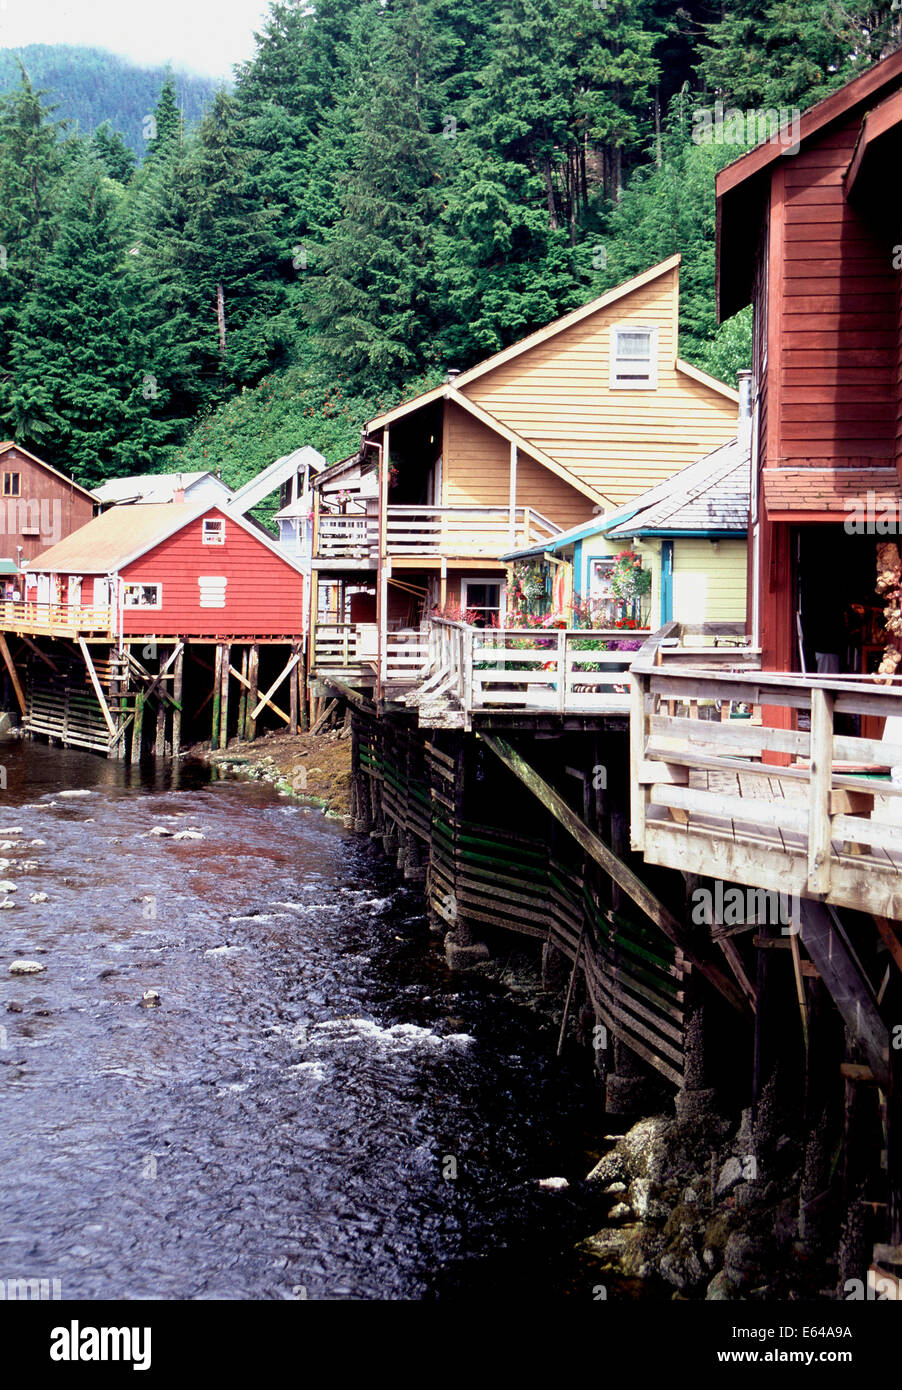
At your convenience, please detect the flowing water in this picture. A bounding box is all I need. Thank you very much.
[0,740,606,1300]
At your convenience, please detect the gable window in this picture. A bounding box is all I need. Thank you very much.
[202,517,226,545]
[610,325,658,389]
[198,576,227,608]
[3,473,20,496]
[123,583,162,609]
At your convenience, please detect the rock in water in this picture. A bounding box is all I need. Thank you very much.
[537,1176,569,1190]
[29,893,49,904]
[173,830,205,841]
[141,989,161,1006]
[8,960,46,975]
[148,827,172,837]
[0,881,16,892]
[58,790,92,798]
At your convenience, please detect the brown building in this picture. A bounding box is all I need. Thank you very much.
[0,441,95,579]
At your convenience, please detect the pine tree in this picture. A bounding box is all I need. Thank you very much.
[91,122,136,183]
[4,152,164,484]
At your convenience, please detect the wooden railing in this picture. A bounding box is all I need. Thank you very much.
[385,631,430,683]
[317,514,378,557]
[409,618,651,715]
[0,601,113,636]
[312,623,370,671]
[629,622,902,920]
[385,506,560,557]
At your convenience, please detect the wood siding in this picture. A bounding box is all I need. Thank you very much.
[120,508,304,637]
[0,446,93,564]
[672,539,748,626]
[461,266,738,504]
[776,120,899,467]
[442,401,593,529]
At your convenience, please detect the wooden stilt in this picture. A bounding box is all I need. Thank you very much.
[130,691,145,764]
[172,644,183,758]
[246,644,259,741]
[299,655,308,731]
[0,634,26,716]
[237,647,248,741]
[211,644,223,750]
[155,675,166,760]
[220,642,231,749]
[290,643,299,734]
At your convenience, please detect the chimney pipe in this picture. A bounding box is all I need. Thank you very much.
[737,370,753,453]
[445,368,461,384]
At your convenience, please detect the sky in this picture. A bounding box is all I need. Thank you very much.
[0,0,274,78]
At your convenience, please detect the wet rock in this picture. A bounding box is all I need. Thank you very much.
[586,1152,625,1185]
[0,827,23,835]
[724,1231,771,1285]
[444,935,489,970]
[18,862,38,871]
[537,1177,569,1190]
[6,1000,23,1012]
[716,1156,745,1198]
[8,960,46,974]
[0,881,17,893]
[706,1269,739,1300]
[28,893,49,904]
[148,827,173,837]
[602,1181,627,1196]
[173,830,205,841]
[0,898,17,909]
[141,990,161,1006]
[628,1177,669,1222]
[620,1116,671,1183]
[609,1202,632,1221]
[29,840,46,848]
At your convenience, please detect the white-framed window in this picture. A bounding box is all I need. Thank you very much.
[202,517,226,545]
[588,557,615,599]
[609,325,658,389]
[198,575,227,608]
[460,578,505,628]
[123,582,162,609]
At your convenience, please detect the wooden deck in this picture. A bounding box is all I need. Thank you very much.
[0,601,113,638]
[631,625,902,922]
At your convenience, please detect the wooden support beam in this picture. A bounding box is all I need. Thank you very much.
[220,642,231,749]
[172,643,183,757]
[808,686,834,894]
[0,633,26,715]
[310,697,337,736]
[237,647,248,741]
[290,643,299,734]
[77,636,117,738]
[246,644,260,740]
[211,644,223,750]
[799,900,889,1088]
[17,634,59,673]
[229,661,289,724]
[130,691,144,764]
[480,733,747,1013]
[250,650,301,722]
[876,916,902,978]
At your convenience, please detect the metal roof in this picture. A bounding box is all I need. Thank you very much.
[23,501,308,576]
[227,446,326,516]
[92,472,231,505]
[605,437,749,538]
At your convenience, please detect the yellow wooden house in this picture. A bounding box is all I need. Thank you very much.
[308,254,740,688]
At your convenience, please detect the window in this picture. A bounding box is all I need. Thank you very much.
[123,583,162,609]
[198,576,227,608]
[610,325,658,389]
[3,473,20,496]
[202,517,226,545]
[460,579,504,628]
[588,557,615,599]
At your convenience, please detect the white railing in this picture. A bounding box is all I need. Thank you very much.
[413,618,650,713]
[317,514,378,557]
[385,630,430,683]
[313,623,364,669]
[385,506,560,556]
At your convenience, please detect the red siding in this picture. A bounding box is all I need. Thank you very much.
[0,446,93,564]
[119,508,303,637]
[776,115,899,467]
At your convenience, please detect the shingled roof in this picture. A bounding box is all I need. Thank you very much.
[605,437,749,538]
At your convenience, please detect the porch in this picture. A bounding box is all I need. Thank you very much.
[0,600,113,639]
[314,505,561,563]
[630,623,902,921]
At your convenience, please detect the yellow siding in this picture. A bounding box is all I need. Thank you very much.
[672,540,748,626]
[461,266,737,505]
[443,402,594,529]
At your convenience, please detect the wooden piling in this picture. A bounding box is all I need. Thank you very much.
[130,691,144,764]
[211,644,223,750]
[237,647,248,741]
[220,643,231,749]
[246,644,259,742]
[155,656,167,759]
[290,643,299,734]
[172,644,184,758]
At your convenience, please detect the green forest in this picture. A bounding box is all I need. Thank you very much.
[0,1,898,493]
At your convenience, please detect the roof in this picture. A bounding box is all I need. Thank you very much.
[23,501,308,576]
[227,446,326,516]
[0,441,95,501]
[763,467,902,519]
[716,47,902,317]
[366,255,737,434]
[92,471,231,505]
[606,437,749,537]
[0,559,21,576]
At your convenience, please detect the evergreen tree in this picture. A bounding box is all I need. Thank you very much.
[4,152,163,484]
[91,122,136,183]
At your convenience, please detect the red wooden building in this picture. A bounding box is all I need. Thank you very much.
[0,440,94,572]
[4,501,306,758]
[23,501,304,639]
[716,48,902,678]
